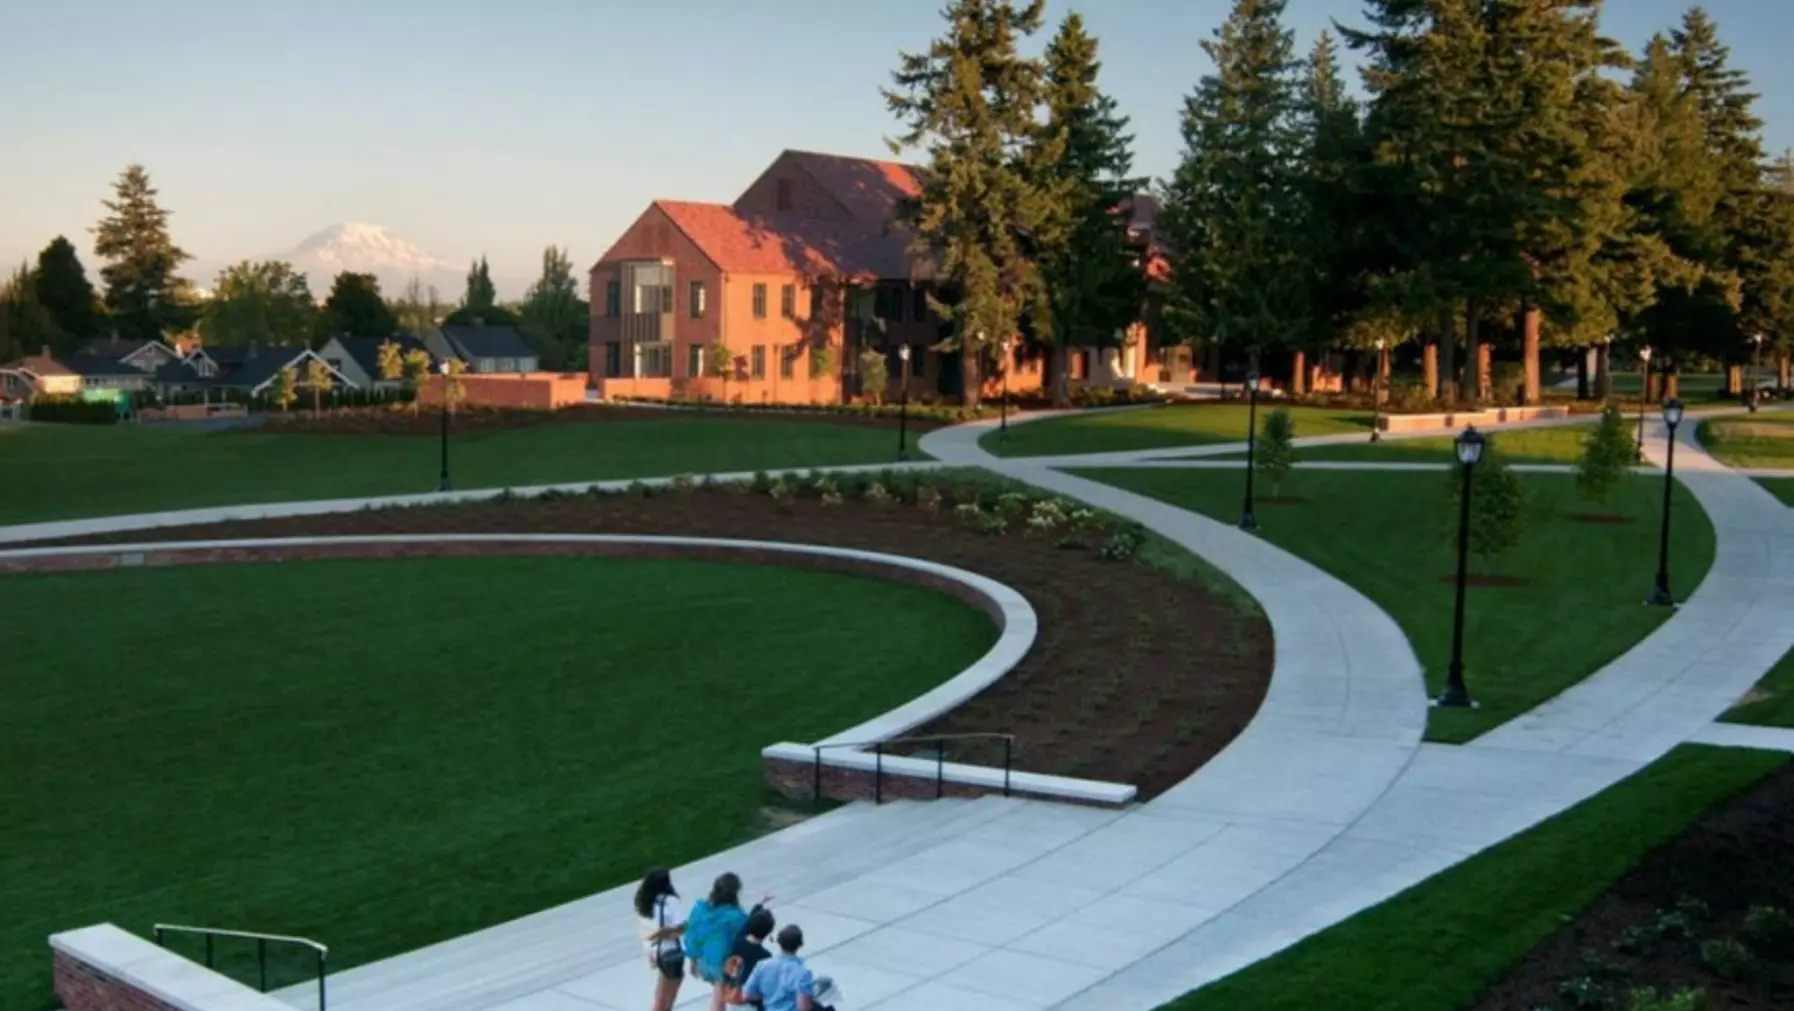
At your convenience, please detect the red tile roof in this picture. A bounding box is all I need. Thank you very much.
[657,200,924,282]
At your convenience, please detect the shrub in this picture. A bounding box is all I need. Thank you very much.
[993,491,1031,519]
[864,481,894,506]
[1698,937,1753,981]
[819,488,844,507]
[27,396,120,425]
[1258,407,1297,498]
[1578,403,1638,504]
[1444,437,1528,567]
[1674,896,1711,923]
[1099,524,1147,562]
[857,349,890,404]
[670,473,697,493]
[624,481,651,499]
[916,484,943,511]
[1557,975,1611,1010]
[1623,988,1705,1011]
[1654,909,1695,941]
[1613,924,1659,956]
[750,471,774,494]
[1741,905,1794,950]
[767,478,795,503]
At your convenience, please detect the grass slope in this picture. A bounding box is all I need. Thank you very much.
[0,417,907,525]
[1163,745,1787,1011]
[1697,413,1794,470]
[1757,478,1794,506]
[2,557,995,1011]
[1291,425,1613,466]
[984,404,1372,458]
[1079,468,1715,741]
[1722,646,1794,727]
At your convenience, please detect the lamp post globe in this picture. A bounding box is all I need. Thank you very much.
[1439,425,1486,708]
[1371,339,1387,442]
[1648,398,1684,607]
[1749,333,1764,413]
[1240,368,1261,531]
[896,344,912,462]
[1635,345,1653,460]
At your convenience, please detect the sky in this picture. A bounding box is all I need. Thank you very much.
[1,0,1790,297]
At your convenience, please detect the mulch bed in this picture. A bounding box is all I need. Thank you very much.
[258,405,950,436]
[27,488,1272,798]
[1472,763,1794,1010]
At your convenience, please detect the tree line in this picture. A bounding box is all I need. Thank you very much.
[888,0,1794,407]
[0,168,591,370]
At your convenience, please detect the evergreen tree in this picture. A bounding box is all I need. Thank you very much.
[1023,12,1146,407]
[320,272,397,339]
[1159,0,1307,376]
[91,165,195,339]
[0,263,60,362]
[32,237,102,348]
[519,246,589,371]
[199,261,317,347]
[1295,31,1368,384]
[462,256,497,313]
[886,0,1051,407]
[1738,151,1794,372]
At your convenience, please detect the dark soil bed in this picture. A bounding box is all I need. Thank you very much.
[32,487,1272,798]
[1472,762,1794,1010]
[260,404,949,436]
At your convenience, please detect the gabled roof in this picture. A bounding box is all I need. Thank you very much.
[153,360,207,384]
[779,150,923,224]
[0,351,74,378]
[80,337,177,363]
[657,200,923,282]
[61,354,150,378]
[326,334,433,379]
[440,324,534,362]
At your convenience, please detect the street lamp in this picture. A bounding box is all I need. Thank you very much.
[1598,333,1614,400]
[1749,333,1764,413]
[1371,338,1387,442]
[1648,398,1685,607]
[995,333,1011,440]
[1635,345,1653,461]
[897,344,912,462]
[1438,425,1486,709]
[436,360,453,493]
[1240,368,1261,531]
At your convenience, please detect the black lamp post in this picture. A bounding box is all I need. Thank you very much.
[436,360,453,493]
[897,344,912,462]
[1749,333,1764,413]
[995,332,1011,440]
[1438,425,1486,709]
[1635,345,1653,461]
[1597,333,1614,400]
[1240,368,1260,531]
[1371,338,1387,442]
[1648,397,1685,607]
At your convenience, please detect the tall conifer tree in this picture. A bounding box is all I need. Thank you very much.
[92,165,195,340]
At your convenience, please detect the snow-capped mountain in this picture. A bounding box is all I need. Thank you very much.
[271,223,468,300]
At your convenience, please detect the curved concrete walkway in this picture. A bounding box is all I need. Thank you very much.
[17,407,1792,1011]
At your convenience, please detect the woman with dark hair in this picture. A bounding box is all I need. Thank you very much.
[681,872,771,1011]
[634,868,684,1011]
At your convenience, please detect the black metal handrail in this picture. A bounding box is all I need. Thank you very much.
[811,732,1015,804]
[153,923,328,1011]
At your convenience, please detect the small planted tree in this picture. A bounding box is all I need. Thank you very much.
[376,339,404,387]
[1258,407,1297,499]
[1576,403,1636,509]
[1446,439,1528,570]
[442,357,467,411]
[401,348,431,413]
[303,357,334,417]
[268,366,298,413]
[705,342,734,402]
[857,349,890,405]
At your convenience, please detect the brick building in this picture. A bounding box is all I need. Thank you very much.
[588,149,1166,405]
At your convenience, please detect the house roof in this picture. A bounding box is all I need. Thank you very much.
[328,334,432,379]
[61,354,150,378]
[440,324,534,361]
[657,200,923,282]
[204,345,307,389]
[80,337,176,362]
[779,150,923,224]
[0,351,75,377]
[153,360,207,384]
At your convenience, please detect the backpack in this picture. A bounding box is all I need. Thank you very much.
[719,953,749,1005]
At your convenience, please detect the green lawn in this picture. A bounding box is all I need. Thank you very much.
[1721,646,1794,727]
[1161,744,1787,1011]
[1273,424,1610,466]
[1757,477,1794,506]
[0,417,910,525]
[1078,468,1715,741]
[985,404,1373,458]
[2,557,995,1011]
[1698,413,1794,470]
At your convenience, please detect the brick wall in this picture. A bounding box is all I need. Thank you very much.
[49,924,296,1011]
[416,373,587,410]
[53,950,182,1011]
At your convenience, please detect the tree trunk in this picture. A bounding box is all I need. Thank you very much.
[1204,342,1221,383]
[1463,298,1482,405]
[961,349,983,409]
[1779,350,1791,390]
[1290,348,1307,397]
[1663,368,1680,400]
[1379,346,1391,406]
[1575,351,1590,400]
[1521,302,1542,405]
[1051,343,1071,408]
[1437,313,1457,406]
[1422,338,1438,399]
[1725,364,1742,397]
[1595,342,1611,399]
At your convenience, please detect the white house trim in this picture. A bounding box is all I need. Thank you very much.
[247,350,360,395]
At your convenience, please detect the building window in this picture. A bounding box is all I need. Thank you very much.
[780,284,795,319]
[635,341,672,378]
[752,283,767,319]
[689,281,706,319]
[496,357,515,372]
[779,345,795,380]
[776,178,793,211]
[626,262,672,314]
[848,289,875,320]
[810,345,830,378]
[686,344,703,378]
[876,285,903,323]
[914,288,929,321]
[809,285,823,319]
[602,342,621,377]
[605,282,620,318]
[751,345,766,380]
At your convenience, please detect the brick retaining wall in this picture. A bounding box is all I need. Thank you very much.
[53,949,182,1011]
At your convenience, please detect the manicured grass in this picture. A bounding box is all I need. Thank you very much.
[1160,744,1788,1011]
[1271,424,1609,466]
[1079,467,1715,741]
[2,557,995,1011]
[1757,477,1794,506]
[1721,646,1794,727]
[1698,413,1794,470]
[0,417,911,525]
[984,404,1373,458]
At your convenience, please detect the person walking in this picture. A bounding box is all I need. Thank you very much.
[634,869,685,1011]
[681,872,771,1011]
[720,906,776,1008]
[742,925,819,1011]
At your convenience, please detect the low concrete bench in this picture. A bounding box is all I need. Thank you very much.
[1378,404,1570,435]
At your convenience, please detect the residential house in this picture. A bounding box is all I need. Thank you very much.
[78,337,182,373]
[587,148,1164,405]
[0,349,82,397]
[424,323,538,374]
[202,344,356,397]
[61,355,153,394]
[319,334,434,391]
